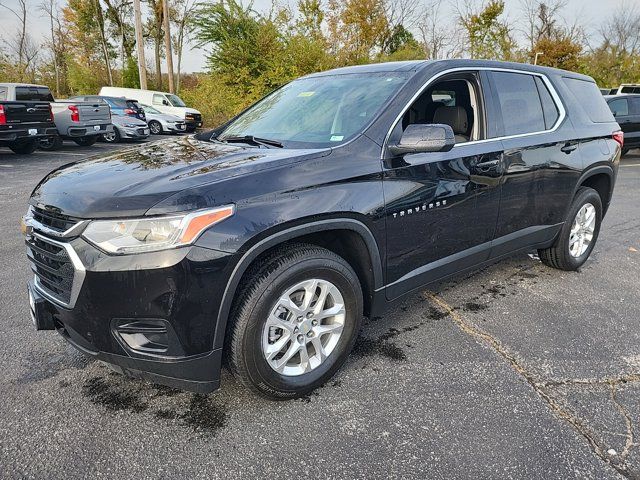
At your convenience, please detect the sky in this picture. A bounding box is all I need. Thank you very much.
[0,0,633,74]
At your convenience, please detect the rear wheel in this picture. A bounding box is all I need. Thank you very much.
[228,244,363,399]
[538,187,602,271]
[38,135,63,151]
[8,139,38,154]
[72,136,98,147]
[102,129,120,143]
[148,120,163,135]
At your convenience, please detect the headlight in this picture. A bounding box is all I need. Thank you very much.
[81,206,235,254]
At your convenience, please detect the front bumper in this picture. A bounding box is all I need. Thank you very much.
[64,124,113,138]
[120,126,150,139]
[27,233,235,393]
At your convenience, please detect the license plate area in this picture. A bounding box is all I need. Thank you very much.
[28,128,38,136]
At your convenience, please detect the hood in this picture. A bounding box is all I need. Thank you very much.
[184,107,201,115]
[112,115,147,126]
[30,136,329,219]
[150,112,183,122]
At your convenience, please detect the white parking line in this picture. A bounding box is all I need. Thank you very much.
[621,163,640,167]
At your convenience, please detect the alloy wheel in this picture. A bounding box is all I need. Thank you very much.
[262,279,346,376]
[569,203,596,257]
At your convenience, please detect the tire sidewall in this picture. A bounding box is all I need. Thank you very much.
[241,258,362,396]
[9,139,38,154]
[561,188,602,269]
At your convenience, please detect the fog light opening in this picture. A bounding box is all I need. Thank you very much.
[115,320,169,354]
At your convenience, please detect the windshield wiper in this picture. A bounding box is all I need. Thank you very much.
[221,135,283,148]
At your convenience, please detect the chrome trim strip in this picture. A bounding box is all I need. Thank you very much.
[30,232,86,309]
[381,66,568,158]
[24,206,89,239]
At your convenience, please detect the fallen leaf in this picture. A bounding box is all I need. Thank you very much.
[630,247,638,252]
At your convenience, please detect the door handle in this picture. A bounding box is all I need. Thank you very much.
[561,142,578,154]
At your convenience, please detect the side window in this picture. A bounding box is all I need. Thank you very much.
[608,98,629,117]
[153,94,165,106]
[629,97,640,115]
[491,72,545,136]
[534,76,559,129]
[401,74,485,144]
[0,87,6,101]
[562,77,615,123]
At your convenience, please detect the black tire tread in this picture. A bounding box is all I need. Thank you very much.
[227,243,361,399]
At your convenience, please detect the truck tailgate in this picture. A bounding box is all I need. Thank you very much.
[78,103,111,122]
[3,102,51,124]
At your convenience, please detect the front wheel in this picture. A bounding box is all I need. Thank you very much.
[539,187,602,271]
[228,244,363,399]
[72,136,98,147]
[8,139,38,154]
[148,120,163,135]
[102,129,120,143]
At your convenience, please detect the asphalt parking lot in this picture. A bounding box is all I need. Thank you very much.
[0,141,639,479]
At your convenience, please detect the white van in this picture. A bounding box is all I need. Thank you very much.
[98,87,202,131]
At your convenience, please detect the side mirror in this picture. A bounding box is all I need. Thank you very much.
[163,100,170,106]
[389,123,455,156]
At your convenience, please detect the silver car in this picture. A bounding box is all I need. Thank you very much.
[141,104,186,134]
[102,115,149,143]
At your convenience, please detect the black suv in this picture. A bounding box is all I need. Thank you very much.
[25,60,621,399]
[605,94,640,156]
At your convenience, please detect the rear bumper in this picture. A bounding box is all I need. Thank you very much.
[64,124,113,138]
[0,126,57,142]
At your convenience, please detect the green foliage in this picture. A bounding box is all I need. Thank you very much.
[460,1,515,60]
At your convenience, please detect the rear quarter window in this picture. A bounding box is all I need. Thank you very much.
[563,77,615,123]
[491,71,546,136]
[608,98,629,116]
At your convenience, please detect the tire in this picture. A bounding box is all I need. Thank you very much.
[72,136,98,147]
[38,135,63,151]
[228,244,363,399]
[102,128,120,143]
[8,139,38,154]
[621,148,630,157]
[538,187,602,271]
[148,120,163,135]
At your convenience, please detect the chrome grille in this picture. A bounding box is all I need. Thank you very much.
[32,207,80,233]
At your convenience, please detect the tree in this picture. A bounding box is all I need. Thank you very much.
[171,0,197,92]
[458,0,516,60]
[0,0,40,81]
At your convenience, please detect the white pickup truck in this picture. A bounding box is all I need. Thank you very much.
[1,84,113,150]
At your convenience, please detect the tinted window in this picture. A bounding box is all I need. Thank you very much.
[0,87,6,101]
[534,77,559,129]
[106,97,128,108]
[15,86,54,101]
[608,98,629,116]
[492,72,545,135]
[628,97,640,115]
[563,77,615,123]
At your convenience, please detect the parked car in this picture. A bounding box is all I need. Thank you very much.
[24,60,621,399]
[0,83,57,154]
[606,94,640,156]
[99,86,202,131]
[68,95,146,122]
[140,104,186,134]
[39,98,113,150]
[102,114,149,143]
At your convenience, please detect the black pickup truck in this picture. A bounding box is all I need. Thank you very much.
[24,60,621,399]
[0,84,57,154]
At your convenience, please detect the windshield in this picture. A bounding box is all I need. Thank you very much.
[142,104,160,114]
[166,94,186,107]
[218,72,409,148]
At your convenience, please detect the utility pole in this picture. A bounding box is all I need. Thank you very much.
[534,52,544,65]
[162,0,175,93]
[133,0,148,89]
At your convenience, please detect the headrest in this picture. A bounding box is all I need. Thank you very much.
[433,106,468,135]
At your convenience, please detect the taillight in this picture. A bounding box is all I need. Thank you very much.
[68,105,79,122]
[613,130,624,148]
[124,108,135,115]
[0,105,5,125]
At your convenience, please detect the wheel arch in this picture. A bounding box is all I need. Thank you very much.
[212,218,383,350]
[575,166,614,216]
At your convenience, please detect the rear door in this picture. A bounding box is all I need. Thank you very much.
[610,97,640,148]
[487,70,580,256]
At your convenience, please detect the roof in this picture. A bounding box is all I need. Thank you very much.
[605,94,640,99]
[0,83,49,88]
[304,59,594,82]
